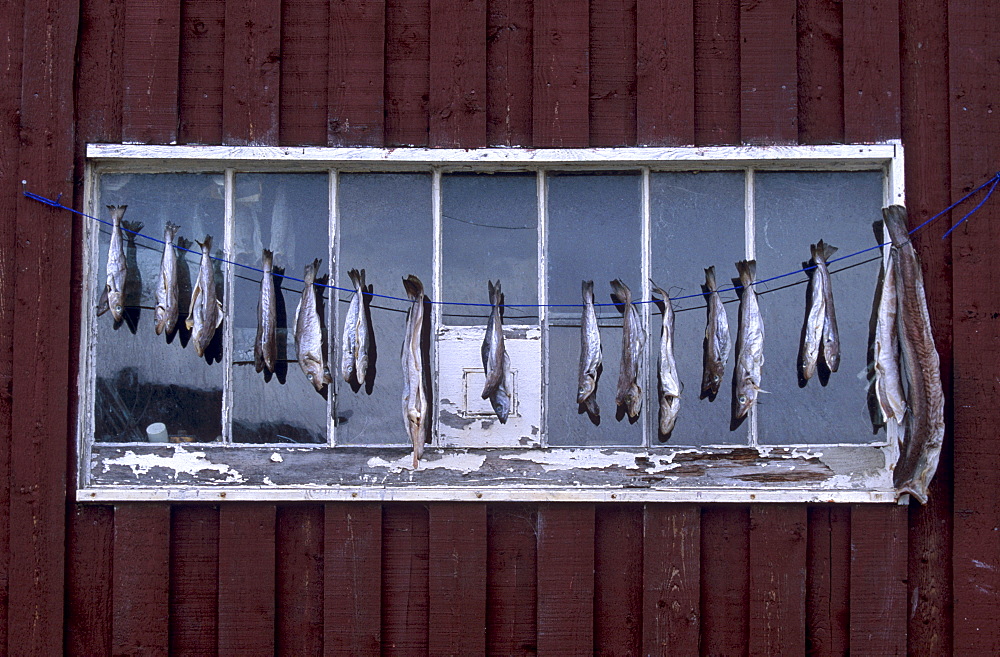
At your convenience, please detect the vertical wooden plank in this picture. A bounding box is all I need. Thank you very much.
[536,504,595,655]
[796,0,844,144]
[749,505,807,655]
[842,0,900,142]
[532,0,589,147]
[280,0,329,146]
[636,0,694,146]
[223,0,282,145]
[385,0,430,146]
[694,0,740,145]
[700,506,750,656]
[429,0,487,148]
[170,505,220,657]
[486,504,537,657]
[324,502,382,657]
[277,505,324,657]
[805,507,850,657]
[122,0,181,143]
[76,0,126,144]
[589,0,636,147]
[642,505,700,657]
[218,504,276,657]
[178,0,226,144]
[112,504,171,657]
[594,505,642,656]
[428,504,488,656]
[329,0,386,146]
[740,0,797,144]
[486,0,533,146]
[65,506,114,657]
[849,505,907,656]
[382,504,429,657]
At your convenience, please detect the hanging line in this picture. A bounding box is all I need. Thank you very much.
[22,170,1000,308]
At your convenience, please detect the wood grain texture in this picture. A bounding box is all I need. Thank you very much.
[178,0,226,144]
[694,0,740,145]
[486,504,537,657]
[487,0,533,146]
[76,0,126,144]
[532,0,589,147]
[700,506,750,657]
[385,0,430,146]
[429,0,487,147]
[842,0,900,142]
[325,502,382,657]
[740,0,797,144]
[805,507,849,657]
[169,505,220,657]
[594,505,642,656]
[122,0,181,143]
[642,505,699,657]
[636,0,694,146]
[329,0,386,146]
[589,0,636,147]
[65,506,114,657]
[536,504,595,655]
[280,0,328,146]
[796,0,843,144]
[218,504,277,657]
[749,505,808,655]
[382,504,429,656]
[428,503,488,656]
[849,505,907,656]
[112,504,171,657]
[277,505,324,657]
[223,0,282,145]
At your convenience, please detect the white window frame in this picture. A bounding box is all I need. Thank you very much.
[78,142,905,503]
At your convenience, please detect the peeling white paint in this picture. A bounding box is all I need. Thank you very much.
[102,447,246,483]
[263,476,275,486]
[500,449,643,472]
[270,452,283,463]
[367,451,487,474]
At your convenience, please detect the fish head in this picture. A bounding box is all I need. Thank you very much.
[109,290,125,322]
[734,381,757,419]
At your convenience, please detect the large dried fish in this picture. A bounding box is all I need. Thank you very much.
[153,222,180,336]
[577,280,602,417]
[873,246,906,422]
[97,205,129,322]
[481,280,511,423]
[254,249,277,373]
[701,266,731,398]
[734,260,764,420]
[883,205,944,504]
[341,268,371,384]
[652,282,681,435]
[185,235,224,357]
[402,275,428,468]
[295,259,332,392]
[611,279,646,419]
[818,241,840,372]
[800,242,828,381]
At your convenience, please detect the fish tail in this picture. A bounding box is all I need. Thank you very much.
[304,258,321,284]
[165,222,180,241]
[122,220,144,235]
[736,259,756,287]
[610,278,631,304]
[581,279,594,302]
[107,205,128,223]
[818,239,838,261]
[584,394,599,417]
[488,279,502,307]
[199,235,213,253]
[650,280,667,302]
[348,268,363,291]
[704,266,717,292]
[261,249,273,271]
[402,275,424,301]
[882,205,910,247]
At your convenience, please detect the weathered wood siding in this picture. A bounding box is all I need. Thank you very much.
[0,0,996,654]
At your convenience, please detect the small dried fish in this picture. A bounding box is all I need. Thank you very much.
[800,242,828,381]
[611,279,647,419]
[295,259,332,392]
[701,266,731,398]
[185,235,224,357]
[817,240,840,372]
[873,246,906,422]
[254,249,277,373]
[577,280,602,417]
[153,222,180,336]
[341,268,371,384]
[883,205,944,504]
[481,280,511,423]
[97,205,129,322]
[652,282,681,435]
[734,260,764,420]
[402,275,428,468]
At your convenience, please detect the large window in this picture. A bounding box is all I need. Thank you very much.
[79,143,904,502]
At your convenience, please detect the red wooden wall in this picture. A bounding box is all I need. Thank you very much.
[0,0,997,654]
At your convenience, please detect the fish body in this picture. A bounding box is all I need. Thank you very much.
[816,240,840,372]
[800,243,828,380]
[883,205,944,504]
[481,280,511,423]
[98,205,129,322]
[254,249,277,373]
[611,279,646,419]
[701,266,731,398]
[652,282,681,435]
[341,268,370,384]
[185,235,224,357]
[402,275,428,468]
[577,280,602,416]
[153,222,180,336]
[734,260,764,419]
[295,259,332,392]
[873,248,906,422]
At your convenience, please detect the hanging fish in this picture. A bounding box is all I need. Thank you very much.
[873,246,906,422]
[818,241,841,373]
[651,282,681,435]
[401,275,428,468]
[481,280,511,423]
[153,222,180,336]
[254,249,277,373]
[295,259,332,392]
[800,242,828,381]
[701,266,731,398]
[96,205,129,322]
[341,268,371,384]
[611,279,646,419]
[577,280,602,417]
[185,235,224,357]
[734,260,764,420]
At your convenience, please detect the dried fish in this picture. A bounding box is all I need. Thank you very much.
[611,279,647,419]
[341,268,371,384]
[701,266,731,398]
[883,205,944,504]
[185,235,224,357]
[817,240,840,372]
[402,275,428,468]
[295,259,332,392]
[97,205,129,322]
[153,222,180,336]
[800,242,828,381]
[481,280,511,423]
[577,280,602,417]
[254,249,277,373]
[873,246,906,422]
[651,282,681,435]
[734,260,764,420]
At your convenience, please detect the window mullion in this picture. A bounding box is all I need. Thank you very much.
[537,169,548,447]
[221,167,236,445]
[744,166,758,447]
[431,167,443,447]
[641,166,651,448]
[328,168,339,446]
